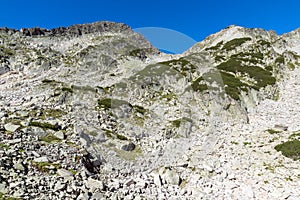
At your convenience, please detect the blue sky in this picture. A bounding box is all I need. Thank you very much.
[1,0,300,51]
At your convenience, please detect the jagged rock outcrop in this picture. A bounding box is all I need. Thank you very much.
[0,22,300,199]
[1,21,132,37]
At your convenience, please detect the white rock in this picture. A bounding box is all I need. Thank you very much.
[0,112,5,118]
[135,178,146,188]
[54,182,65,192]
[0,183,7,194]
[76,193,89,200]
[33,156,49,163]
[242,185,255,198]
[160,168,181,186]
[31,127,45,135]
[17,111,29,117]
[124,179,135,187]
[13,189,24,197]
[13,162,25,171]
[4,123,20,132]
[54,131,65,140]
[153,173,162,187]
[57,169,73,179]
[31,151,40,157]
[86,177,105,191]
[7,138,21,145]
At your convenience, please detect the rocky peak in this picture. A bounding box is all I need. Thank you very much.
[186,25,278,54]
[0,21,132,37]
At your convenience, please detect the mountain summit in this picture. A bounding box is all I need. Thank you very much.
[0,22,300,199]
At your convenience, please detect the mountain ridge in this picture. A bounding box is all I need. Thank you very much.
[0,21,300,199]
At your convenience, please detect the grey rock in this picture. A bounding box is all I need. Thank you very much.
[124,179,136,187]
[79,132,91,147]
[121,142,136,151]
[0,65,10,75]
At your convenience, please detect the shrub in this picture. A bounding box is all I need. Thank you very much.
[29,121,61,131]
[222,37,251,51]
[39,134,62,143]
[275,140,300,160]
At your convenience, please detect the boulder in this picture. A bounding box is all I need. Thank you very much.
[54,131,65,140]
[159,167,181,186]
[4,123,20,132]
[86,177,106,191]
[121,142,136,151]
[57,169,74,179]
[33,156,49,163]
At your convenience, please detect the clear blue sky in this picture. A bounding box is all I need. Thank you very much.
[1,0,299,43]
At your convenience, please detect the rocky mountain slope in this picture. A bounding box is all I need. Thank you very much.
[0,22,300,199]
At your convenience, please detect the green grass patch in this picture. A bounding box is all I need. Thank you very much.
[68,169,77,175]
[31,161,61,173]
[158,58,196,76]
[41,79,59,84]
[29,109,66,119]
[222,37,251,51]
[29,121,61,131]
[265,65,273,71]
[160,92,177,101]
[0,143,9,149]
[205,41,224,51]
[266,129,281,134]
[289,132,300,140]
[133,105,147,115]
[104,129,113,138]
[98,98,132,110]
[217,58,276,89]
[116,134,128,140]
[171,119,181,128]
[275,56,284,64]
[0,45,15,56]
[220,71,248,100]
[243,142,251,146]
[215,55,226,62]
[288,63,295,70]
[71,85,97,93]
[61,87,73,93]
[113,145,142,161]
[39,134,62,143]
[275,140,300,160]
[0,192,19,200]
[170,117,193,128]
[258,40,271,47]
[191,77,208,92]
[128,48,154,57]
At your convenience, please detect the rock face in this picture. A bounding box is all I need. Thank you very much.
[0,22,300,199]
